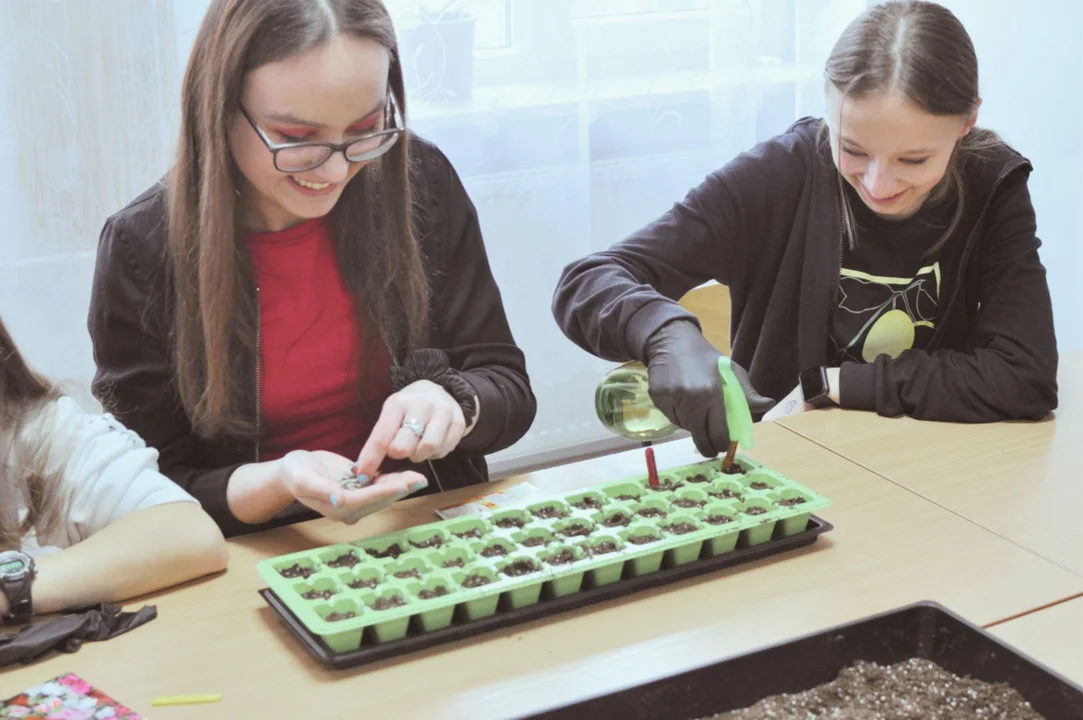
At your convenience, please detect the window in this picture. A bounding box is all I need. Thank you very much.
[461,0,513,50]
[401,0,870,473]
[571,0,709,18]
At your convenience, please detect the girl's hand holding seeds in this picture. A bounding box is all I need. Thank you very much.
[277,450,427,525]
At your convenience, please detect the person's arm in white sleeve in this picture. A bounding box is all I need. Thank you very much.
[5,399,228,616]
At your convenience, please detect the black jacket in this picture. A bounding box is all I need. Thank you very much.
[89,135,536,537]
[553,117,1058,421]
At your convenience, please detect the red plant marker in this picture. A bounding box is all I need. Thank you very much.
[645,446,659,487]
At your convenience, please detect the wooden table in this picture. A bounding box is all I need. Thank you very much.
[779,351,1083,577]
[990,597,1083,686]
[3,423,1082,719]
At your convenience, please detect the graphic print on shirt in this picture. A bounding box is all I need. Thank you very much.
[833,262,940,363]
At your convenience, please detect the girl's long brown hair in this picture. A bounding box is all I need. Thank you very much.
[0,316,63,549]
[169,0,429,438]
[822,0,1004,252]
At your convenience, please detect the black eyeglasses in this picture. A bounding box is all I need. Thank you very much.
[239,92,404,173]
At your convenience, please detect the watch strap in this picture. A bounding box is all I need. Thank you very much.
[2,566,34,624]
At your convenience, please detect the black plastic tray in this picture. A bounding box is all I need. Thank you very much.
[521,600,1083,719]
[260,515,833,669]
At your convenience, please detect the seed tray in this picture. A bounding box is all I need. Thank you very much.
[258,455,832,664]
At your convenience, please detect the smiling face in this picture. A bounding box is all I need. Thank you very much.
[229,33,391,232]
[825,85,978,219]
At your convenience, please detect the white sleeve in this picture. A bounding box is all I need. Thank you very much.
[46,397,198,547]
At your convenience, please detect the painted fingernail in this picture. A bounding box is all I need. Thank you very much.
[408,479,428,493]
[329,493,340,508]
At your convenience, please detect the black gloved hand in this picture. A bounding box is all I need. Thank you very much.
[645,320,775,457]
[0,603,157,667]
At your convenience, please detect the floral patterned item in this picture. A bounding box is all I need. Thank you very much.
[0,673,143,720]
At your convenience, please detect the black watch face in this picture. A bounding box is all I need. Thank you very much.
[799,367,828,401]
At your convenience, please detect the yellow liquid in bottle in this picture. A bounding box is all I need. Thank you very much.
[594,362,678,442]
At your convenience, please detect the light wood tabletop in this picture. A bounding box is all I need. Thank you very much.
[990,597,1083,686]
[779,350,1083,577]
[2,423,1081,719]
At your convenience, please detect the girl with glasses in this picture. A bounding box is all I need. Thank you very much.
[88,0,536,537]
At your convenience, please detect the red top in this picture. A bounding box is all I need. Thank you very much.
[247,216,391,463]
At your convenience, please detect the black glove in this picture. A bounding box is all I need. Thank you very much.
[644,320,774,458]
[0,604,157,667]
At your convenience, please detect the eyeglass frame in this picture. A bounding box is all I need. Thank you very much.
[237,91,405,173]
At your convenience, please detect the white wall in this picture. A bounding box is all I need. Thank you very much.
[940,0,1083,351]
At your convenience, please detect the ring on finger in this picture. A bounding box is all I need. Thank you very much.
[401,417,426,437]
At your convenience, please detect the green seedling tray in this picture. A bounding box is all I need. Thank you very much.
[258,454,831,655]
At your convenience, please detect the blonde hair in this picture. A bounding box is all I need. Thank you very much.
[0,317,67,549]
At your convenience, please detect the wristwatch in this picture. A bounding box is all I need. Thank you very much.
[0,550,36,624]
[799,366,835,409]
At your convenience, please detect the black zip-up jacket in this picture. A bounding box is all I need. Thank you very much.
[89,135,536,537]
[553,117,1058,421]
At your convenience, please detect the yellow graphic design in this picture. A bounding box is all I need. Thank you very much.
[836,263,940,362]
[863,308,915,361]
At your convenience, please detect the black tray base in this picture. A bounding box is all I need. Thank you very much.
[523,600,1083,719]
[261,515,833,670]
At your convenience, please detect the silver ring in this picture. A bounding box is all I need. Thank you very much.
[401,417,426,437]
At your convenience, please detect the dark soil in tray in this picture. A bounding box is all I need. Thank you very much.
[501,560,541,577]
[721,463,746,475]
[584,541,620,556]
[686,473,711,483]
[494,517,526,529]
[325,611,356,622]
[602,512,632,527]
[326,553,360,568]
[301,589,338,600]
[704,514,734,525]
[626,534,659,545]
[672,498,706,509]
[636,507,667,519]
[370,596,406,611]
[347,577,379,590]
[662,522,698,535]
[744,506,768,516]
[571,497,605,511]
[709,488,744,501]
[651,478,684,491]
[418,586,450,600]
[615,494,640,502]
[280,564,317,579]
[521,536,551,548]
[749,481,771,491]
[481,544,509,558]
[778,496,808,507]
[366,543,405,560]
[453,528,483,540]
[410,535,444,549]
[544,549,579,566]
[462,574,493,588]
[393,569,423,580]
[705,658,1045,720]
[558,523,592,538]
[531,506,568,519]
[441,558,466,569]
